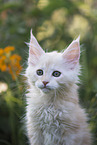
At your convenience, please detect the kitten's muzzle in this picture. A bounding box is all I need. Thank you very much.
[40,81,52,92]
[37,81,53,92]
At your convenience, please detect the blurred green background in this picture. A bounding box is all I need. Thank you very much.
[0,0,97,144]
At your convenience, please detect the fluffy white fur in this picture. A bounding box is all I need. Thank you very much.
[25,30,91,145]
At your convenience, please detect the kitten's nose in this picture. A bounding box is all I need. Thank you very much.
[42,81,49,87]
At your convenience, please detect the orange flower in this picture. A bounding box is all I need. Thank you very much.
[9,54,22,79]
[10,54,21,61]
[1,64,7,71]
[4,46,15,53]
[0,55,7,71]
[0,56,6,65]
[0,46,22,80]
[0,55,6,61]
[0,48,4,56]
[8,65,16,80]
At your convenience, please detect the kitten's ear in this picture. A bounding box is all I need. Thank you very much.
[28,29,45,65]
[62,36,80,69]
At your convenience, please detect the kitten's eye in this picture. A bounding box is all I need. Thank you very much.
[36,69,43,76]
[52,71,61,77]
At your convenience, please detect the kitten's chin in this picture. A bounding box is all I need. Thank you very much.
[41,88,51,93]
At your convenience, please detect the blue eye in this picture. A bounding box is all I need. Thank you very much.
[52,71,61,77]
[36,69,43,76]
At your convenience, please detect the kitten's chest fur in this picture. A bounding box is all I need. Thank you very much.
[37,104,63,132]
[32,101,79,145]
[34,103,63,144]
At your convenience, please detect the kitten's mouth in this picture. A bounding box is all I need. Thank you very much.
[40,86,52,93]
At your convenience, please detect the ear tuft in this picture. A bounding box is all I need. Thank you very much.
[62,36,80,69]
[28,29,45,65]
[75,35,80,43]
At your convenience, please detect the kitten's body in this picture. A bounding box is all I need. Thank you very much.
[25,31,91,145]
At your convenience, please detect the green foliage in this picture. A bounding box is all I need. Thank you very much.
[0,0,97,144]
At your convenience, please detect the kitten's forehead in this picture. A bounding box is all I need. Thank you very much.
[39,51,62,69]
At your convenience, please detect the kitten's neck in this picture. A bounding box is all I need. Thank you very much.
[29,84,79,105]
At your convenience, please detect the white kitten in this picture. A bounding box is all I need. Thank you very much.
[25,30,92,145]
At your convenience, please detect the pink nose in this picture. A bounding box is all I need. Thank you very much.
[42,81,49,87]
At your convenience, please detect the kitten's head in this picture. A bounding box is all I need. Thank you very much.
[26,30,80,93]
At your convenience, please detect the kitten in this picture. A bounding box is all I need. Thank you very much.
[25,30,91,145]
